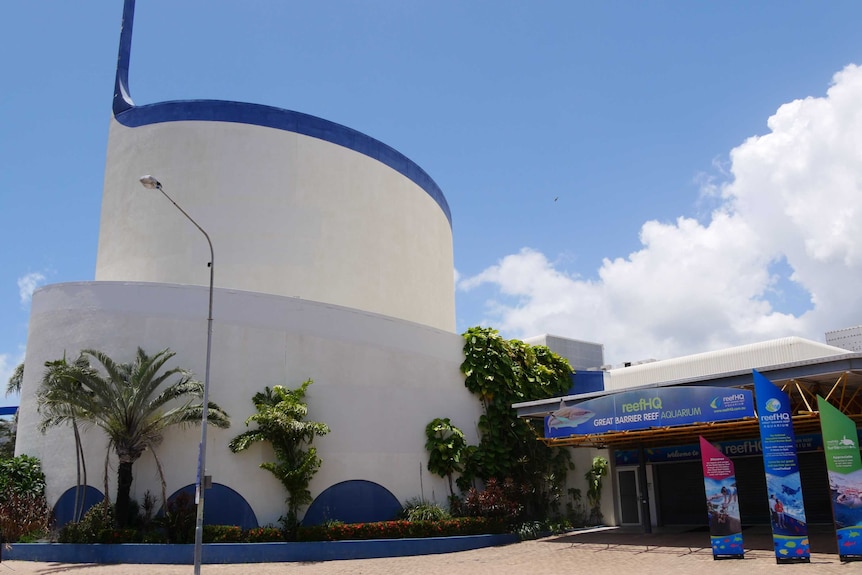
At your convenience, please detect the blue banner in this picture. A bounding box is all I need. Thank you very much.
[614,433,830,466]
[753,369,810,563]
[545,386,754,439]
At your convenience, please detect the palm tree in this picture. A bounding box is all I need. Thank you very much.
[2,363,24,460]
[0,418,14,459]
[229,380,328,536]
[38,355,91,521]
[6,362,23,396]
[37,347,230,528]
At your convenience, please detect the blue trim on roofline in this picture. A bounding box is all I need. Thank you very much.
[113,0,135,113]
[114,101,451,226]
[111,0,450,227]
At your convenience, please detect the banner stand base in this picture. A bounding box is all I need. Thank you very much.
[776,557,810,564]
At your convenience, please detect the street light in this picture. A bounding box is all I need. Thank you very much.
[139,175,213,575]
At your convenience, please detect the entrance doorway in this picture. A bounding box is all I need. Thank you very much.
[617,468,641,525]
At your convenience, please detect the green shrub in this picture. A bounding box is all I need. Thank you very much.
[96,528,140,544]
[142,530,169,544]
[398,498,451,522]
[0,455,45,497]
[0,455,51,542]
[543,518,573,534]
[515,520,542,541]
[54,510,509,545]
[157,491,196,543]
[59,504,114,543]
[16,529,49,543]
[203,524,243,543]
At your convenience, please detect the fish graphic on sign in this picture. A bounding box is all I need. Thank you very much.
[547,403,595,429]
[839,436,856,447]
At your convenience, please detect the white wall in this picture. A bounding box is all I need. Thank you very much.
[96,118,455,332]
[17,282,480,525]
[564,447,616,526]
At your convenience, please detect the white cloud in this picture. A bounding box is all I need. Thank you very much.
[17,272,46,307]
[460,64,862,364]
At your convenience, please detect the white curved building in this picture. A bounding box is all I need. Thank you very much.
[16,0,478,528]
[97,104,455,332]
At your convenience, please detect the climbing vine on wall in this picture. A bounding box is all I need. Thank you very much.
[458,326,574,518]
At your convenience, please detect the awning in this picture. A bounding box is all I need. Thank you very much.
[517,369,862,450]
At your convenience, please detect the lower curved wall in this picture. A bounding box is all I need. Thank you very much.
[7,535,519,564]
[17,281,482,526]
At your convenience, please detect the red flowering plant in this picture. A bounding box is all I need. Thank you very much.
[462,478,525,529]
[296,517,505,542]
[243,526,284,543]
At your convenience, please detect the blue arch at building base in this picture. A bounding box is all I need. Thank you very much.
[303,479,402,525]
[51,483,258,530]
[166,483,258,530]
[53,486,105,527]
[7,534,518,564]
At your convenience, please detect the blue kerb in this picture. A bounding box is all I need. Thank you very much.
[7,534,519,564]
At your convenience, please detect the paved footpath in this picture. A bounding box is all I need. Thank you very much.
[2,531,855,575]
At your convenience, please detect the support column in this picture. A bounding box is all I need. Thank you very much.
[638,446,652,533]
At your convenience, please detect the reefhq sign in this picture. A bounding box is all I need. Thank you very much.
[614,433,828,466]
[544,386,755,439]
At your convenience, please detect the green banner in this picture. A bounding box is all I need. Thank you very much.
[817,396,862,560]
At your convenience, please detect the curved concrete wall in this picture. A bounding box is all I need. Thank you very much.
[17,282,480,526]
[96,111,455,331]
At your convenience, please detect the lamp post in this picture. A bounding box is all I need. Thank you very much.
[139,175,213,575]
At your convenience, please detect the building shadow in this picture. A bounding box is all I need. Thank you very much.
[547,524,838,555]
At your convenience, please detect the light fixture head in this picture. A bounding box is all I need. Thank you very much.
[139,175,161,190]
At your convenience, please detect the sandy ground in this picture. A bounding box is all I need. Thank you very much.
[1,533,853,575]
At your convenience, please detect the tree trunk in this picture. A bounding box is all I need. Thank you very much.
[115,460,134,528]
[72,419,81,522]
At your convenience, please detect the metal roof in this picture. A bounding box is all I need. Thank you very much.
[603,337,849,391]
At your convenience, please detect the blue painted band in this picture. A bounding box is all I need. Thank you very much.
[0,406,17,416]
[7,534,519,564]
[113,0,135,113]
[114,101,451,226]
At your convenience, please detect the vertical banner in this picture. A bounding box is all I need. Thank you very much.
[817,396,862,561]
[700,436,744,559]
[753,369,810,563]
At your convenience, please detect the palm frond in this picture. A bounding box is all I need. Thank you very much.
[6,362,24,396]
[36,345,233,526]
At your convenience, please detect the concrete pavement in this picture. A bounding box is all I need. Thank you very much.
[2,525,854,574]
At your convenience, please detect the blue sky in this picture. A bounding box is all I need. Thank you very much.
[3,1,862,409]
